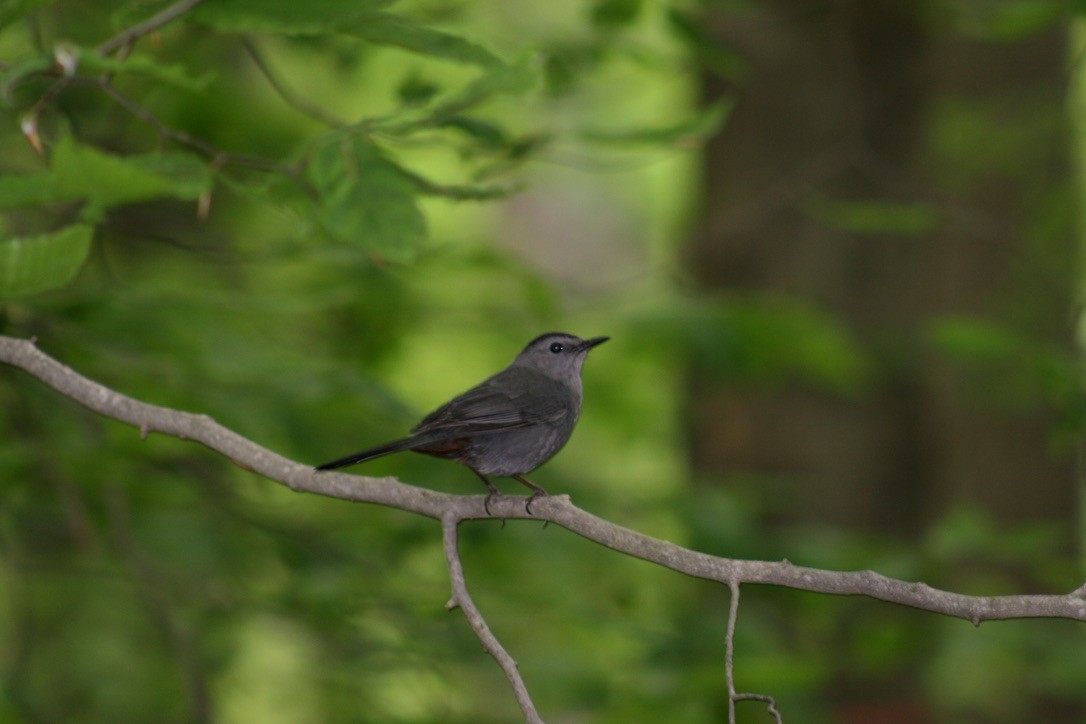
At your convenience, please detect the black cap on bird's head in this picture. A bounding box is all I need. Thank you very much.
[513,332,609,377]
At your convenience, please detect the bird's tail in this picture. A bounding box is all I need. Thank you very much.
[315,438,418,471]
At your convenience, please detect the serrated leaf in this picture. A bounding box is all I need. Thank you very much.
[306,136,425,259]
[191,0,393,33]
[0,137,212,220]
[344,12,501,66]
[0,225,92,298]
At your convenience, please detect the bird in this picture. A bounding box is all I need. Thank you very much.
[316,332,609,513]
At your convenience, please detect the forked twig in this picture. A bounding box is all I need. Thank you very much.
[725,581,781,723]
[96,0,206,56]
[442,514,542,723]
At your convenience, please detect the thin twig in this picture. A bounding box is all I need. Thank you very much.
[94,79,299,176]
[726,581,781,723]
[96,0,206,57]
[441,513,542,723]
[726,580,738,723]
[240,36,346,128]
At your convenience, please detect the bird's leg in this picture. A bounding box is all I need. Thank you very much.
[512,474,549,515]
[471,469,502,516]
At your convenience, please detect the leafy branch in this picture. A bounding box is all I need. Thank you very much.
[1,0,535,281]
[2,333,1084,721]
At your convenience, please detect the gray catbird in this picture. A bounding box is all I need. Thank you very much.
[316,332,608,512]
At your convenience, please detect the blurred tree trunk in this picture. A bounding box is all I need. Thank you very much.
[688,3,1076,535]
[687,3,1078,716]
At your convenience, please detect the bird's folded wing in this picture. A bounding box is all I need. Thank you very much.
[412,375,569,434]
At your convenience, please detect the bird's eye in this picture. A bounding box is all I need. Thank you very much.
[549,342,564,354]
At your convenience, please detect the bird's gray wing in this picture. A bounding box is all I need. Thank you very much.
[412,368,570,435]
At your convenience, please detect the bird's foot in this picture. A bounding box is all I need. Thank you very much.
[524,489,549,515]
[484,491,504,517]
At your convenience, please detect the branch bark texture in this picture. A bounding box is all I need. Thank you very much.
[2,334,1084,624]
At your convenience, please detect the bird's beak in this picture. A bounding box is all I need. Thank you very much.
[580,336,610,351]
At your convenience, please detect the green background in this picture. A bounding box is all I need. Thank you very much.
[1,1,1084,721]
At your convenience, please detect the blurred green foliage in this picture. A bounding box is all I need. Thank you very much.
[0,0,1083,722]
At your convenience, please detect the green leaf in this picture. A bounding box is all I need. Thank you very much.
[194,2,499,65]
[191,0,393,33]
[957,0,1066,40]
[0,137,212,220]
[927,316,1078,414]
[634,295,869,393]
[929,317,1024,362]
[592,0,644,29]
[715,298,870,392]
[802,196,942,235]
[400,167,520,201]
[579,100,730,146]
[0,0,54,33]
[370,53,538,134]
[344,13,502,66]
[0,52,54,102]
[305,135,426,260]
[396,73,441,106]
[667,8,746,81]
[456,52,539,99]
[0,224,92,298]
[74,50,214,92]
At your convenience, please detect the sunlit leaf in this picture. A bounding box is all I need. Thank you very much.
[0,224,92,298]
[401,167,520,200]
[579,100,730,147]
[344,13,501,66]
[371,54,538,134]
[0,136,211,220]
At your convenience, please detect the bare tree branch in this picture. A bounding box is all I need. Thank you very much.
[442,514,542,723]
[1,334,1084,623]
